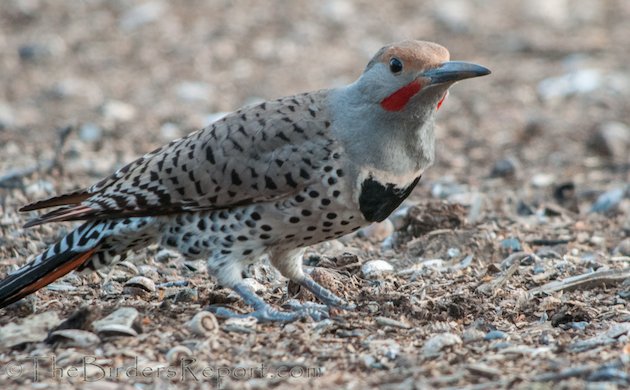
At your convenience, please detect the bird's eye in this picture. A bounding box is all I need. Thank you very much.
[389,57,403,74]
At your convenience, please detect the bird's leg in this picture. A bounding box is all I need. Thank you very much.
[206,257,327,323]
[270,248,355,312]
[209,282,305,323]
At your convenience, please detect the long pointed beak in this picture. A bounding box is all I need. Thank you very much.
[422,61,491,85]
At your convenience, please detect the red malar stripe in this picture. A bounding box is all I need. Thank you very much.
[380,80,422,112]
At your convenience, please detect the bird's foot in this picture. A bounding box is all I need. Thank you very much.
[299,276,356,311]
[207,304,304,323]
[282,299,330,321]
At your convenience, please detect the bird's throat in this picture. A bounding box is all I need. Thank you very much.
[380,80,422,112]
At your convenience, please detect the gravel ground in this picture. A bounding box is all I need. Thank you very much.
[1,1,629,389]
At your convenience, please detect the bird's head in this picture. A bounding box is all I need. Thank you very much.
[358,40,490,113]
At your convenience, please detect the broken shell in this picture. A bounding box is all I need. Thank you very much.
[93,307,141,337]
[95,324,138,337]
[186,311,219,337]
[47,329,100,347]
[166,346,193,365]
[124,276,156,292]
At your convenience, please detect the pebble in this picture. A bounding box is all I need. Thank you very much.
[489,158,518,178]
[447,247,461,259]
[433,0,471,32]
[462,328,485,342]
[92,307,140,337]
[101,100,136,122]
[169,287,198,303]
[588,121,630,161]
[358,219,394,242]
[431,181,468,199]
[0,102,15,129]
[119,1,166,30]
[389,204,412,230]
[422,333,462,357]
[18,36,65,62]
[79,123,104,142]
[484,330,508,341]
[375,316,411,329]
[176,81,213,103]
[361,260,394,278]
[614,238,630,256]
[500,237,522,253]
[590,187,625,213]
[531,173,555,188]
[160,122,181,141]
[537,69,602,101]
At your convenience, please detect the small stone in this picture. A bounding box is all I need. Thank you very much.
[358,219,394,242]
[0,103,15,129]
[531,173,555,188]
[169,287,198,303]
[360,354,376,369]
[361,260,394,278]
[462,328,485,342]
[176,81,212,103]
[484,330,508,340]
[431,181,468,199]
[590,187,625,213]
[79,123,104,143]
[422,333,462,357]
[366,301,380,314]
[447,247,461,259]
[614,238,630,256]
[160,122,181,141]
[537,69,602,101]
[433,0,471,32]
[388,204,412,230]
[588,121,630,161]
[489,158,518,178]
[120,1,166,30]
[501,237,522,253]
[375,316,411,329]
[101,100,136,122]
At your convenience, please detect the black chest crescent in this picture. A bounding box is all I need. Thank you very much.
[358,175,421,222]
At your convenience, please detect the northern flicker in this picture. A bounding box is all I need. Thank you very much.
[0,40,489,322]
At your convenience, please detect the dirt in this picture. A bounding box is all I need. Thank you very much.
[0,0,629,389]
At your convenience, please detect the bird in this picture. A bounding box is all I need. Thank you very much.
[0,40,490,322]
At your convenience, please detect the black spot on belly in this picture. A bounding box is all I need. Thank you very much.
[359,175,421,222]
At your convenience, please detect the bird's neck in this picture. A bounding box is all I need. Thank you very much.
[328,82,437,177]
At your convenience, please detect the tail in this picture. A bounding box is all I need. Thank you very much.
[0,221,106,309]
[0,248,96,309]
[0,217,160,309]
